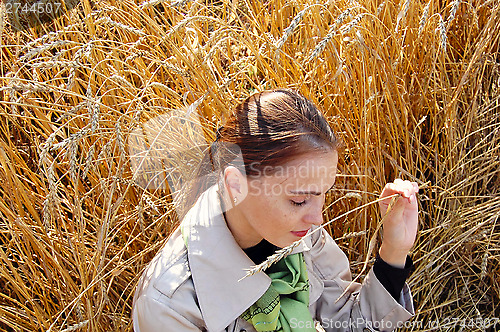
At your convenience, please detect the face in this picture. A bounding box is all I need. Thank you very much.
[226,150,338,249]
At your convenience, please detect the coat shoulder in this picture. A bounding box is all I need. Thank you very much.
[133,228,206,330]
[152,249,192,298]
[137,227,193,299]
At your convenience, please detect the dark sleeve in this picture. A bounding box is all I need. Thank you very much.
[373,254,414,301]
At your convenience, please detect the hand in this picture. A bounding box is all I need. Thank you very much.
[378,179,419,268]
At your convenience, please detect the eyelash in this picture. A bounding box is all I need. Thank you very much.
[291,200,307,206]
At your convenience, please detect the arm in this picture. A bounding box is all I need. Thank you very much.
[308,228,414,332]
[377,179,419,268]
[372,254,413,301]
[311,179,419,331]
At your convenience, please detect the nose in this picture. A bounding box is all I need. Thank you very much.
[303,199,324,226]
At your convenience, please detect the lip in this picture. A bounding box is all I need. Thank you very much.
[291,229,310,237]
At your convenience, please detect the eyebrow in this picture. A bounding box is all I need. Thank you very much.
[288,184,335,196]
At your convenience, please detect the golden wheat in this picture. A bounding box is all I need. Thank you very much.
[0,0,499,331]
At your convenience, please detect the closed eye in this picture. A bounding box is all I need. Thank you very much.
[290,200,307,206]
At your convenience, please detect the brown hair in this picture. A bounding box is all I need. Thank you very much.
[175,88,340,218]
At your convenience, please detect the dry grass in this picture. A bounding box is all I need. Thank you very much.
[1,0,499,331]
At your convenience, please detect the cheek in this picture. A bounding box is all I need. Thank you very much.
[271,199,299,229]
[246,192,278,219]
[247,184,297,229]
[256,196,289,225]
[279,204,293,220]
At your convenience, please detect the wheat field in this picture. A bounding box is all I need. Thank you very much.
[0,0,499,331]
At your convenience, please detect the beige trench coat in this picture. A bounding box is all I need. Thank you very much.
[132,184,414,332]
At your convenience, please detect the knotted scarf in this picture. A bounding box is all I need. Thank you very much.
[241,252,316,332]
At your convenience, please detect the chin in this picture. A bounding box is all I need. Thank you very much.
[276,239,295,249]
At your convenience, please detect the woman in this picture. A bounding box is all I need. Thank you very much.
[132,89,419,332]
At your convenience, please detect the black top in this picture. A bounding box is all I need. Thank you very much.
[243,239,280,267]
[243,239,413,301]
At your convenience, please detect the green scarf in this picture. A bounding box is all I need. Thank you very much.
[241,253,316,332]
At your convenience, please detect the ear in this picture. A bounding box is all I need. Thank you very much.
[223,166,248,207]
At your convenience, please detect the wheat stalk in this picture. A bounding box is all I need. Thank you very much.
[306,24,336,63]
[69,139,79,184]
[306,8,355,63]
[3,81,51,93]
[56,102,86,123]
[376,1,385,16]
[51,128,91,151]
[335,194,402,302]
[115,120,125,156]
[90,97,100,134]
[239,241,301,281]
[96,17,146,36]
[82,143,95,180]
[336,230,367,240]
[339,13,365,35]
[29,60,76,69]
[480,251,488,280]
[139,0,190,9]
[42,162,59,231]
[19,40,70,63]
[59,320,89,332]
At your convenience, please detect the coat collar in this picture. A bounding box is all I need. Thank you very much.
[181,184,311,332]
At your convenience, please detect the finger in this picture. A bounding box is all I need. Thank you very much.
[403,180,415,199]
[381,181,419,208]
[410,193,417,205]
[381,181,416,202]
[394,178,404,186]
[379,184,397,208]
[400,180,419,198]
[394,181,412,199]
[381,182,404,198]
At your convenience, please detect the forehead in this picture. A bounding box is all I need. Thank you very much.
[261,151,338,186]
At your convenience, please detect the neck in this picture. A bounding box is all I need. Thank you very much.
[217,185,262,249]
[223,206,262,249]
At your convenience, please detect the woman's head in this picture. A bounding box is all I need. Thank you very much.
[223,149,338,248]
[184,89,340,247]
[212,89,339,178]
